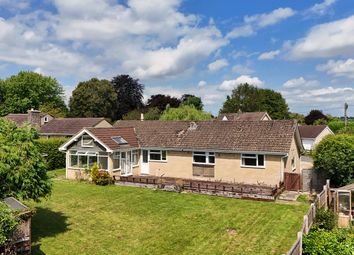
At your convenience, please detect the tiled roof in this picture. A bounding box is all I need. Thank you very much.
[40,118,106,135]
[114,120,297,153]
[86,127,139,150]
[4,114,28,126]
[298,125,328,139]
[217,112,268,121]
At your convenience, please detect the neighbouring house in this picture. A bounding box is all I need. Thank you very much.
[298,125,334,150]
[216,112,272,121]
[39,117,112,138]
[5,109,53,127]
[59,120,303,187]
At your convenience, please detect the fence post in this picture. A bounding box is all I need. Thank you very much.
[323,184,328,209]
[303,215,309,234]
[298,232,303,255]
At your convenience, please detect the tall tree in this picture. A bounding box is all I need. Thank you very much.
[305,109,328,125]
[0,71,66,116]
[160,105,212,121]
[220,83,289,119]
[181,94,203,111]
[111,74,144,120]
[0,119,52,201]
[69,78,117,120]
[146,94,180,111]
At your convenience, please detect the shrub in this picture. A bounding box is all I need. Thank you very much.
[0,203,19,246]
[313,208,337,230]
[303,228,354,255]
[90,163,112,186]
[313,134,354,187]
[35,138,68,170]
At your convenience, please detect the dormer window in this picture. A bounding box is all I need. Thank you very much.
[81,134,94,147]
[44,116,49,123]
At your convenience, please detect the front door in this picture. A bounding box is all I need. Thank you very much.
[121,151,132,176]
[140,150,149,175]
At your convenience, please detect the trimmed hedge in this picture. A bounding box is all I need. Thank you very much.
[35,138,68,170]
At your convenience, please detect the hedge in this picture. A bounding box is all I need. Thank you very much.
[35,138,68,170]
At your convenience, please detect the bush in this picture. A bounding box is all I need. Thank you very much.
[35,138,68,170]
[90,163,112,186]
[313,134,354,187]
[313,208,337,230]
[0,203,19,246]
[303,228,354,255]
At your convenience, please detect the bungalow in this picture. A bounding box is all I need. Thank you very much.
[59,120,303,187]
[216,112,271,121]
[298,125,334,150]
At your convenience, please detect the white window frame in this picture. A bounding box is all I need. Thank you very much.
[44,116,49,123]
[132,150,139,166]
[148,150,167,162]
[68,150,108,171]
[241,154,265,168]
[192,151,215,165]
[81,134,94,148]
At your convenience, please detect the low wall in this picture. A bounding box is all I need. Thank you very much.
[302,169,327,192]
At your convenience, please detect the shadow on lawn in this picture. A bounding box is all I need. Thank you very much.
[31,207,70,254]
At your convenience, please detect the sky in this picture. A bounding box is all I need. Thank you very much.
[0,0,354,116]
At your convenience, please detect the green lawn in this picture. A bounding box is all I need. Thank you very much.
[28,179,308,255]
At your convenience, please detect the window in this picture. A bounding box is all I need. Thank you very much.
[149,150,167,161]
[241,154,265,168]
[132,150,139,166]
[98,152,108,170]
[81,134,94,147]
[44,116,49,123]
[291,158,296,171]
[193,152,215,165]
[113,152,120,170]
[69,150,78,168]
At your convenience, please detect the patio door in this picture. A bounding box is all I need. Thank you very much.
[121,151,132,176]
[141,150,149,175]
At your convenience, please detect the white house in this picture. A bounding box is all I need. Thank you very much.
[298,125,334,150]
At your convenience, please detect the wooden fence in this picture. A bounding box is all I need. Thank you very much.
[117,175,281,200]
[285,180,331,255]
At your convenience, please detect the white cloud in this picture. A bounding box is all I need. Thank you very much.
[307,0,337,15]
[289,15,354,59]
[208,58,229,72]
[258,50,280,60]
[283,77,320,89]
[227,8,296,39]
[198,80,207,88]
[0,0,227,80]
[317,59,354,79]
[232,63,254,74]
[0,0,29,10]
[218,75,264,91]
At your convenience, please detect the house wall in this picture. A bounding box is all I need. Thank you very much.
[146,151,285,186]
[313,127,333,148]
[285,137,301,174]
[94,120,112,128]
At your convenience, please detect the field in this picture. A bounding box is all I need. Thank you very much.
[28,174,308,255]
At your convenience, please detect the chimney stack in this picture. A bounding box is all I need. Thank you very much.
[27,109,41,126]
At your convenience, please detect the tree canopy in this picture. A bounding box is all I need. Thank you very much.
[220,83,289,119]
[160,105,212,121]
[313,134,354,187]
[0,71,66,116]
[146,94,180,112]
[181,94,203,110]
[111,74,144,120]
[0,119,52,201]
[304,109,328,125]
[69,78,117,120]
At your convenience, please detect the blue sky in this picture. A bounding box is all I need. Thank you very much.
[0,0,354,116]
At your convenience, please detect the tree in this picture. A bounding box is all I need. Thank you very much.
[160,105,212,121]
[219,83,289,119]
[69,78,117,120]
[313,134,354,187]
[181,94,203,110]
[144,107,161,120]
[304,110,328,125]
[289,112,305,124]
[146,94,180,112]
[39,102,67,118]
[0,119,52,201]
[111,74,144,120]
[0,71,66,116]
